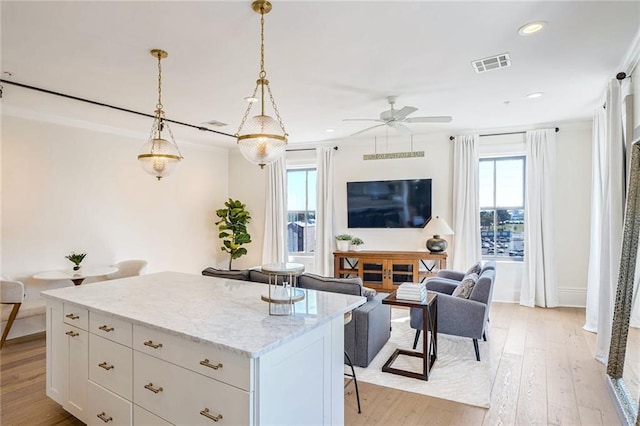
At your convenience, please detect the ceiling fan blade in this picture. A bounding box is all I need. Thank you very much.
[388,122,413,135]
[350,123,387,137]
[342,118,384,122]
[393,106,418,120]
[405,116,453,123]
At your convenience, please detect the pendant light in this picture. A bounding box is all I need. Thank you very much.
[236,0,288,169]
[138,49,183,180]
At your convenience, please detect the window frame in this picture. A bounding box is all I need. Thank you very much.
[479,155,526,262]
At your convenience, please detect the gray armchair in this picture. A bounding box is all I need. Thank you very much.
[410,261,496,361]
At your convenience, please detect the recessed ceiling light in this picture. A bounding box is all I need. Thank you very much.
[527,92,543,99]
[244,96,258,103]
[518,21,547,36]
[325,128,335,133]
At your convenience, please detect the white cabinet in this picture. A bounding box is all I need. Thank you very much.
[87,381,132,426]
[46,300,88,424]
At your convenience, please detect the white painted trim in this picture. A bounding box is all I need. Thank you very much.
[558,287,587,308]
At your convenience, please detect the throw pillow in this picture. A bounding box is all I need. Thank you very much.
[362,287,377,301]
[452,273,478,298]
[466,262,482,276]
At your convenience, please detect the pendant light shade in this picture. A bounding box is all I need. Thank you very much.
[236,0,288,169]
[138,49,183,180]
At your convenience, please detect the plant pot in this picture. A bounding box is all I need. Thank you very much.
[336,240,350,251]
[350,245,362,252]
[73,265,80,271]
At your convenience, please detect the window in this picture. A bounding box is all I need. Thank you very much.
[479,156,525,261]
[287,168,316,254]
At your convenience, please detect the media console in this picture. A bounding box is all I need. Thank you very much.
[333,250,447,292]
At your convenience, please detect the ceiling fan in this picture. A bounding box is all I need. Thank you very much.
[343,96,452,136]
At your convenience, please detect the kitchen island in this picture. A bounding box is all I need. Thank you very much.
[42,271,365,425]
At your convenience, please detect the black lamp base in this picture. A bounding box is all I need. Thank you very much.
[426,235,448,253]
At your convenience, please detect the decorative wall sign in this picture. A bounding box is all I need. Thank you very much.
[363,151,425,160]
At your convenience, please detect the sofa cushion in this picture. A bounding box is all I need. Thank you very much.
[466,262,482,275]
[452,273,478,298]
[202,268,249,281]
[298,273,363,297]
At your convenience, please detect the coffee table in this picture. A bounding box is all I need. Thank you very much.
[381,291,437,381]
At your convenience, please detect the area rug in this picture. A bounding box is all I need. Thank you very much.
[353,309,491,408]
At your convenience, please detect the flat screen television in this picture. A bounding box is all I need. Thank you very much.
[347,178,432,228]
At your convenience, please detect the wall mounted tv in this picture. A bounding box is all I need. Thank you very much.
[347,179,432,228]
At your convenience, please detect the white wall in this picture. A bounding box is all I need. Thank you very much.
[230,123,593,306]
[1,115,229,304]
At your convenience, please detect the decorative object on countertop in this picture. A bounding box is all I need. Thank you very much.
[215,199,252,270]
[335,234,353,251]
[235,0,288,169]
[424,216,455,253]
[260,262,305,316]
[65,252,87,271]
[350,237,364,251]
[137,49,183,180]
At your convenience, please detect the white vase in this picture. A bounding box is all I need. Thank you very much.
[336,240,350,251]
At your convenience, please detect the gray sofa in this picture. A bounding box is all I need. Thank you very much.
[202,267,391,367]
[409,261,496,361]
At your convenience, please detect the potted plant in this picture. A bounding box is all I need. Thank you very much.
[215,198,252,270]
[350,237,364,252]
[65,252,87,271]
[335,234,352,251]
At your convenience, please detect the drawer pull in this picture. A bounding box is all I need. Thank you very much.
[98,362,115,371]
[98,325,114,332]
[65,331,79,337]
[97,412,113,423]
[200,408,223,422]
[143,340,163,349]
[199,359,223,370]
[65,313,80,320]
[144,383,163,394]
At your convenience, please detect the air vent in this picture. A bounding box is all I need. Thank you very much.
[472,53,511,73]
[202,120,228,127]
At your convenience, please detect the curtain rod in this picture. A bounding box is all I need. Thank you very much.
[448,127,559,141]
[286,146,338,152]
[0,79,236,138]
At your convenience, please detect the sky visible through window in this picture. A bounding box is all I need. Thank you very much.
[287,169,316,211]
[479,158,523,208]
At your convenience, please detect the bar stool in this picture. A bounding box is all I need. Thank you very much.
[1,278,24,349]
[344,311,361,414]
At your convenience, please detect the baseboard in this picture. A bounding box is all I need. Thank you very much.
[1,313,46,340]
[558,287,586,307]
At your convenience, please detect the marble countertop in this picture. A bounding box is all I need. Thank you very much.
[41,271,365,358]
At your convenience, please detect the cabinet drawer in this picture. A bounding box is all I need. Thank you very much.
[133,325,251,391]
[90,312,132,346]
[133,404,173,426]
[89,334,133,400]
[133,351,251,426]
[87,381,132,426]
[64,303,89,330]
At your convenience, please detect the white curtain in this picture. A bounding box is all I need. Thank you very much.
[314,147,335,276]
[452,135,481,270]
[584,79,625,363]
[520,129,558,308]
[262,156,287,265]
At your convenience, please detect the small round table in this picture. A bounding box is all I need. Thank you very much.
[33,266,118,286]
[260,262,305,315]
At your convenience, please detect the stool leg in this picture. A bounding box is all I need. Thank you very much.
[1,303,21,349]
[344,351,361,414]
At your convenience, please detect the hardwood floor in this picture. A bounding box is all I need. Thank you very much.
[0,303,622,425]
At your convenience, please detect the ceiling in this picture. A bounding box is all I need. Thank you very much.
[1,1,639,149]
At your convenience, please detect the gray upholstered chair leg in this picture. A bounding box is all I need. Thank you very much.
[413,329,421,350]
[473,338,480,361]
